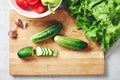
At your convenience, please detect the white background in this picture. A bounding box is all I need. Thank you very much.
[0,0,120,80]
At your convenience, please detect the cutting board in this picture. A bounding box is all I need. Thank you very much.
[9,10,104,75]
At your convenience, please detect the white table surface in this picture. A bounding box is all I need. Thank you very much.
[0,0,120,80]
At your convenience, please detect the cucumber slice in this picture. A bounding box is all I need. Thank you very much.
[52,50,58,57]
[17,46,33,58]
[41,47,46,56]
[44,47,49,56]
[36,47,42,56]
[47,48,52,56]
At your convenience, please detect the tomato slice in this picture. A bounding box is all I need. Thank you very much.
[31,2,47,14]
[16,0,29,9]
[26,0,39,5]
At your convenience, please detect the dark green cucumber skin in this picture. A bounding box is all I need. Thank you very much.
[31,23,63,42]
[17,46,33,58]
[54,36,88,50]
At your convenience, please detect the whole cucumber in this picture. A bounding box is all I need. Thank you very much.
[31,23,63,42]
[54,35,88,50]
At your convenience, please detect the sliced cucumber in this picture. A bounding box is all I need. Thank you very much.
[17,46,33,58]
[41,47,46,56]
[52,50,58,57]
[47,48,52,56]
[18,46,58,58]
[36,46,58,57]
[44,47,49,56]
[36,47,42,56]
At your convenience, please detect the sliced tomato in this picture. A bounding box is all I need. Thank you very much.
[16,0,29,9]
[26,0,39,5]
[31,2,47,14]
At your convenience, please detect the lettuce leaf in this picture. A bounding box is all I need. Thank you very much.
[67,0,120,50]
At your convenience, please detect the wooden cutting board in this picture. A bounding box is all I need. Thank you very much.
[9,10,104,75]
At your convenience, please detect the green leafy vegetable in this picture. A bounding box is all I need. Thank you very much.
[67,0,120,50]
[41,0,60,14]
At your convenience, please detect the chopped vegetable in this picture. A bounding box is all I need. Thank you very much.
[52,50,58,57]
[47,48,52,56]
[41,0,60,14]
[44,47,49,55]
[36,47,43,56]
[17,46,58,58]
[36,46,58,57]
[17,46,33,58]
[66,0,120,50]
[41,47,46,56]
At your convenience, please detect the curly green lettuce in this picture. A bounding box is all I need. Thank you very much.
[67,0,120,50]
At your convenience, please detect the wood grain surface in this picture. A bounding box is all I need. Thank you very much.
[9,10,104,75]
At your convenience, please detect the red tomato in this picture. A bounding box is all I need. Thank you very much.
[16,0,29,9]
[31,2,47,14]
[26,0,39,5]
